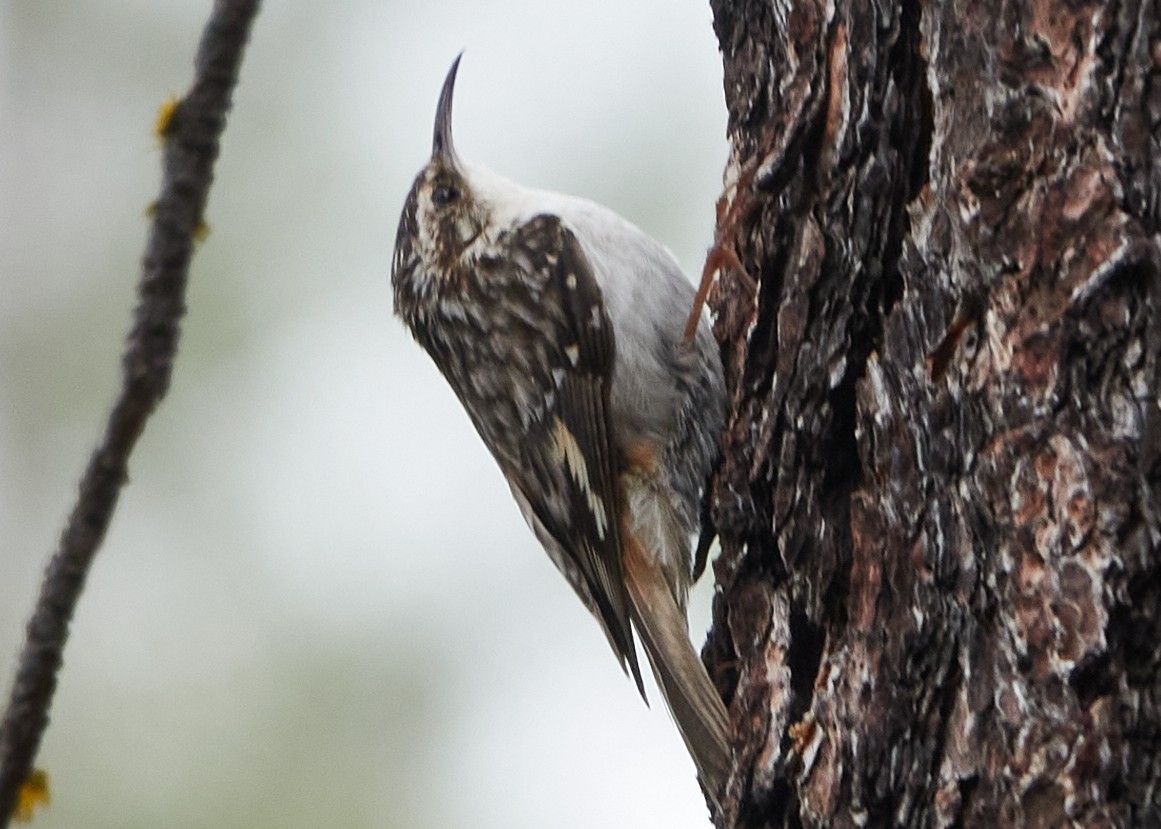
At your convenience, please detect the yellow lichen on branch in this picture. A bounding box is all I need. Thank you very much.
[153,95,180,141]
[12,769,49,823]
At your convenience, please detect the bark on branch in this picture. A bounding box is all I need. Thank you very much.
[0,2,260,823]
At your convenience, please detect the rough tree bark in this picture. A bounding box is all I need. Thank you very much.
[703,0,1161,826]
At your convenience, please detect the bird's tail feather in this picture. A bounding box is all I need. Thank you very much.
[623,534,730,813]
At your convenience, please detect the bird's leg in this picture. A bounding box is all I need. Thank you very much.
[683,161,761,344]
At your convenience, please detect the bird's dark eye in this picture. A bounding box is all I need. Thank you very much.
[432,184,459,207]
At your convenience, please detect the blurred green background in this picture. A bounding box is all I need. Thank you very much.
[0,2,727,827]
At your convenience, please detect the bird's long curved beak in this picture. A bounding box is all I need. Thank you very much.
[432,53,464,168]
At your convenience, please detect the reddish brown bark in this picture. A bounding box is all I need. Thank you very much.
[704,1,1161,826]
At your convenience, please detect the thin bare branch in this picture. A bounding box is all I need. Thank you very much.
[0,1,261,822]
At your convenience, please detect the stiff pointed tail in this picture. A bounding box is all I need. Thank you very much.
[623,535,730,813]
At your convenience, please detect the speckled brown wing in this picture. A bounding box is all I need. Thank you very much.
[500,216,645,696]
[405,214,644,695]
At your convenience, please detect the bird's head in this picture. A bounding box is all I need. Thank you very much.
[392,54,490,309]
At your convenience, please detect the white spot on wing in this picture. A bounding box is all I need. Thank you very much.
[550,417,609,540]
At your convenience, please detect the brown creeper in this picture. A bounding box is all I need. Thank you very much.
[391,55,730,809]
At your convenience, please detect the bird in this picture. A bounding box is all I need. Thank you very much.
[391,54,730,810]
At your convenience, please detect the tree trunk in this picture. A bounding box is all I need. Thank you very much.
[704,1,1161,826]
